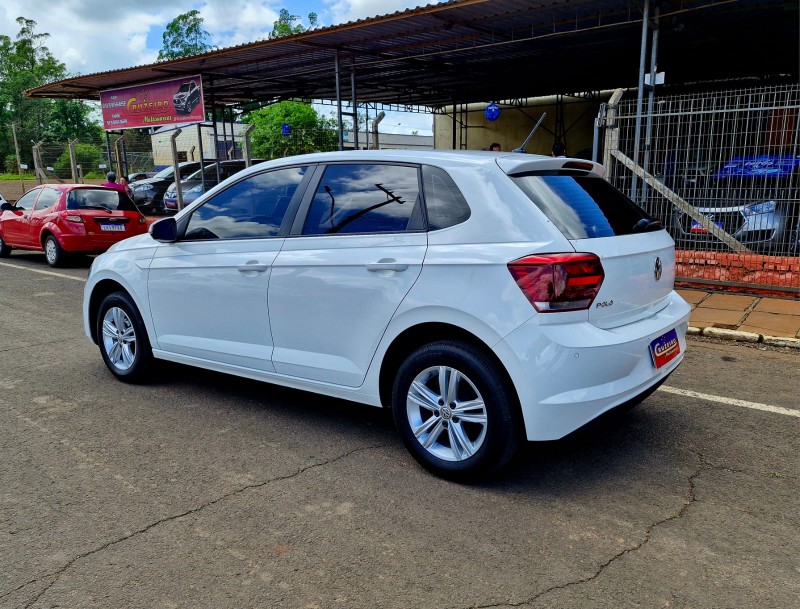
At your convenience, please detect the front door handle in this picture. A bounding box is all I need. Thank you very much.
[366,260,409,272]
[237,262,269,273]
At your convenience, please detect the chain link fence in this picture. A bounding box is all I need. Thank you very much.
[1,123,341,206]
[602,84,800,294]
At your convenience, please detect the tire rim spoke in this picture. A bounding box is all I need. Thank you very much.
[448,421,476,460]
[420,418,445,449]
[408,379,440,412]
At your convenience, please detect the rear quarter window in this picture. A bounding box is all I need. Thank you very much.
[510,173,661,239]
[422,165,471,230]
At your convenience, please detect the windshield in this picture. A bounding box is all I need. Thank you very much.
[152,166,176,180]
[178,83,192,93]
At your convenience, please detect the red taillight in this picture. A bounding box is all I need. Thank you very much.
[508,253,604,312]
[61,211,83,223]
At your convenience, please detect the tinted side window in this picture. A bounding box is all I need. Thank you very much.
[422,166,471,230]
[34,188,61,210]
[14,189,41,210]
[184,166,307,240]
[302,164,421,235]
[510,174,659,239]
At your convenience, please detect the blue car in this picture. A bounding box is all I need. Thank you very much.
[671,155,800,254]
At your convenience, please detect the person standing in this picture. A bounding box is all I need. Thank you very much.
[101,172,127,193]
[489,142,501,151]
[118,176,133,197]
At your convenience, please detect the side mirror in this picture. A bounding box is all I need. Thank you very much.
[0,202,14,211]
[149,217,178,242]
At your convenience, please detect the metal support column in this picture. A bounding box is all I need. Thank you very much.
[631,0,650,202]
[351,63,359,150]
[105,131,114,173]
[170,129,184,211]
[221,107,229,159]
[209,79,221,182]
[642,4,660,204]
[452,105,457,150]
[335,51,344,151]
[196,123,206,193]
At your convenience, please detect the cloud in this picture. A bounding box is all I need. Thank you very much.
[0,0,169,74]
[324,0,427,25]
[0,1,442,76]
[0,0,438,133]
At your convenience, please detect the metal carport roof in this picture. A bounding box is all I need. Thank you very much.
[27,0,799,109]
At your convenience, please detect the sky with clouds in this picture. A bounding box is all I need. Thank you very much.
[0,0,438,133]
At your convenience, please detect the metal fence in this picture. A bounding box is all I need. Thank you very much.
[2,123,340,203]
[603,84,800,294]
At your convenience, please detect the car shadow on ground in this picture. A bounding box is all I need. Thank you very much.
[146,360,689,493]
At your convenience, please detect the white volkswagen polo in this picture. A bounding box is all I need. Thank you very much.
[83,150,690,480]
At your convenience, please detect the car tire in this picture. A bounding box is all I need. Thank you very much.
[0,233,11,257]
[97,291,154,383]
[43,234,66,267]
[391,340,520,481]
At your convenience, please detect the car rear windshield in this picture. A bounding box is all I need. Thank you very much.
[510,173,661,239]
[67,189,138,212]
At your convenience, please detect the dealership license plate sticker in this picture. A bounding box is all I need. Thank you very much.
[649,329,681,369]
[100,224,125,232]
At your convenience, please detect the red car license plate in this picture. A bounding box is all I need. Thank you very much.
[649,329,681,369]
[100,224,125,232]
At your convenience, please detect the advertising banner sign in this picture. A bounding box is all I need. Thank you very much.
[100,75,205,131]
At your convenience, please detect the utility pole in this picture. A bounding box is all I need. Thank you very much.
[11,122,26,195]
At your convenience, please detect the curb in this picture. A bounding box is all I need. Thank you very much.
[687,326,800,349]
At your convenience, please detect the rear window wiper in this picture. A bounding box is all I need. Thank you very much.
[632,218,663,233]
[81,204,114,213]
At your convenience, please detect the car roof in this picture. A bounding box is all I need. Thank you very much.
[233,149,604,178]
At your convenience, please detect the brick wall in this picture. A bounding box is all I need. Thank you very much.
[676,251,800,297]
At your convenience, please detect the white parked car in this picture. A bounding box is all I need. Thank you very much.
[83,150,690,480]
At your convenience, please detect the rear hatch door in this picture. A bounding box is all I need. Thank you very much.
[69,188,145,246]
[507,167,674,329]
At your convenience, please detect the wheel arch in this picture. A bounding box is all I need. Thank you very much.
[40,226,64,249]
[88,279,132,344]
[377,322,521,414]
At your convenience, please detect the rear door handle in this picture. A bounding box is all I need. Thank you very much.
[366,261,409,272]
[237,263,270,273]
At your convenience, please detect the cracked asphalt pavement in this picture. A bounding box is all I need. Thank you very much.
[1,254,799,608]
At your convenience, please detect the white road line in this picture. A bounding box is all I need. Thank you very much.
[0,260,86,282]
[659,385,800,418]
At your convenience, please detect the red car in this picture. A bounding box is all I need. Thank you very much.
[0,184,148,267]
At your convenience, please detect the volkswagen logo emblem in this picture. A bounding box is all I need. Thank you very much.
[654,257,663,281]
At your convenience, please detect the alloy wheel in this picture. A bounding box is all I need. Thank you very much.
[101,307,137,371]
[406,365,488,462]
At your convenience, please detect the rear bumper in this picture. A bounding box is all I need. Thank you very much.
[494,291,691,441]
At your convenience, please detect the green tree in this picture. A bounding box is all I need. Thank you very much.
[0,17,99,167]
[270,9,318,38]
[54,142,102,177]
[158,10,212,61]
[243,101,338,158]
[43,99,102,142]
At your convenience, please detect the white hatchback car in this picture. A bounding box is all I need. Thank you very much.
[83,150,690,480]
